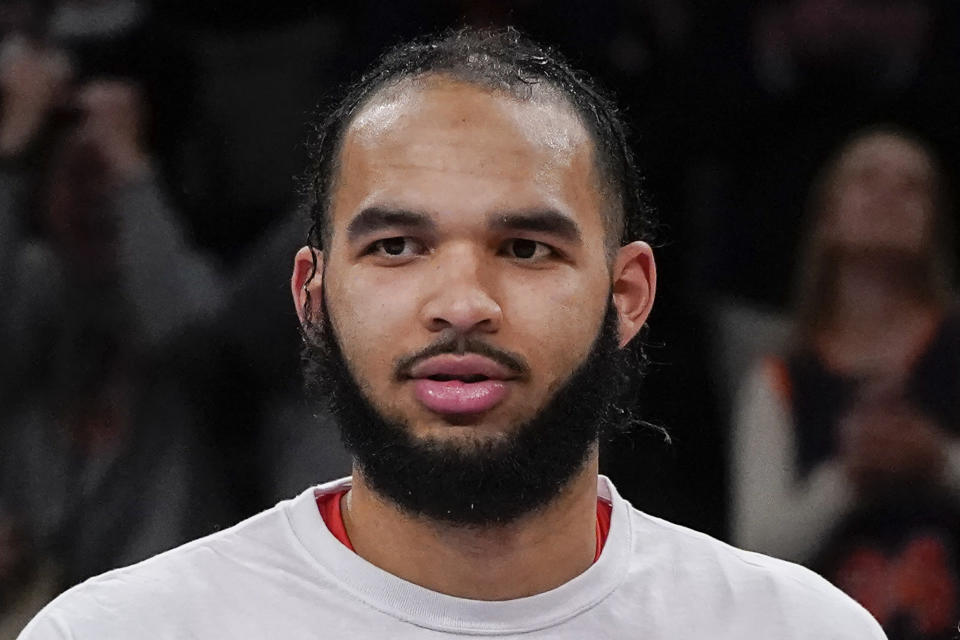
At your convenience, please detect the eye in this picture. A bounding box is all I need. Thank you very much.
[367,237,424,258]
[502,238,554,261]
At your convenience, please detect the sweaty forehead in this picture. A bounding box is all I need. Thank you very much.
[349,76,592,164]
[360,75,587,139]
[330,77,604,225]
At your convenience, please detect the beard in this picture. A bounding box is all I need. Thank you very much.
[300,291,633,527]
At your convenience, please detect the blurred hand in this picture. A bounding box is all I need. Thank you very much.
[74,80,151,185]
[840,391,948,494]
[0,35,72,156]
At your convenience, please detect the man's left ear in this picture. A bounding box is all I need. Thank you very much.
[611,241,656,348]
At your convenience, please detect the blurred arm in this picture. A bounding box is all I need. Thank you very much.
[112,172,225,349]
[731,358,856,563]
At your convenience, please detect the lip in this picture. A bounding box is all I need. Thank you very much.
[413,379,510,415]
[407,354,518,381]
[407,354,519,415]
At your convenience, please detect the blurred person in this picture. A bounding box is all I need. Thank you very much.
[0,40,225,600]
[688,0,960,309]
[0,36,221,395]
[732,127,960,637]
[20,27,883,639]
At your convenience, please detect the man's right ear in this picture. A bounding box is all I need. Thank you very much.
[291,246,323,326]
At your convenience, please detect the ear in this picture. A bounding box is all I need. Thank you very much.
[611,241,656,347]
[291,246,324,326]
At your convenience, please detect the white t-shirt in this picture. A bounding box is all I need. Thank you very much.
[19,476,886,639]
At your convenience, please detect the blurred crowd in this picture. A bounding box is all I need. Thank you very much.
[1,1,959,638]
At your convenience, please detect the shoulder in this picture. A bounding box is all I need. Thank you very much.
[19,492,319,639]
[624,507,886,637]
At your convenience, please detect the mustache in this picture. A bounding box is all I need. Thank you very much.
[393,333,530,381]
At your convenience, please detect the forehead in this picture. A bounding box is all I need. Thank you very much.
[329,77,604,235]
[838,134,933,182]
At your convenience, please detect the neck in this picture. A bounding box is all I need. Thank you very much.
[341,455,600,600]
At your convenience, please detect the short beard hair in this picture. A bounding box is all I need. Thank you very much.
[300,292,632,527]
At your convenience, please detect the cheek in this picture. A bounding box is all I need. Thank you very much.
[500,271,609,386]
[324,266,423,383]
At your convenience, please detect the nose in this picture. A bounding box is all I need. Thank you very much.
[419,244,502,334]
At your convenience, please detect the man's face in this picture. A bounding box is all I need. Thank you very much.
[293,77,655,523]
[320,79,613,441]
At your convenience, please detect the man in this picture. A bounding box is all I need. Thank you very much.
[20,27,885,638]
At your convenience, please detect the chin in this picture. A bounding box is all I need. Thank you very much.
[421,426,512,451]
[411,412,531,440]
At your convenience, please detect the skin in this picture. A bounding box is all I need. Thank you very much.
[291,77,655,600]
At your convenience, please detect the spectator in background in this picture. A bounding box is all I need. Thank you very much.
[693,0,960,309]
[0,37,226,628]
[731,127,960,637]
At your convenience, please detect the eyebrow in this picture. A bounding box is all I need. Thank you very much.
[345,206,583,244]
[489,209,582,243]
[346,207,437,242]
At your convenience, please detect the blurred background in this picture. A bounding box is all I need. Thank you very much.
[1,1,959,637]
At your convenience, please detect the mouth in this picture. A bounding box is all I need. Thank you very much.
[407,354,518,415]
